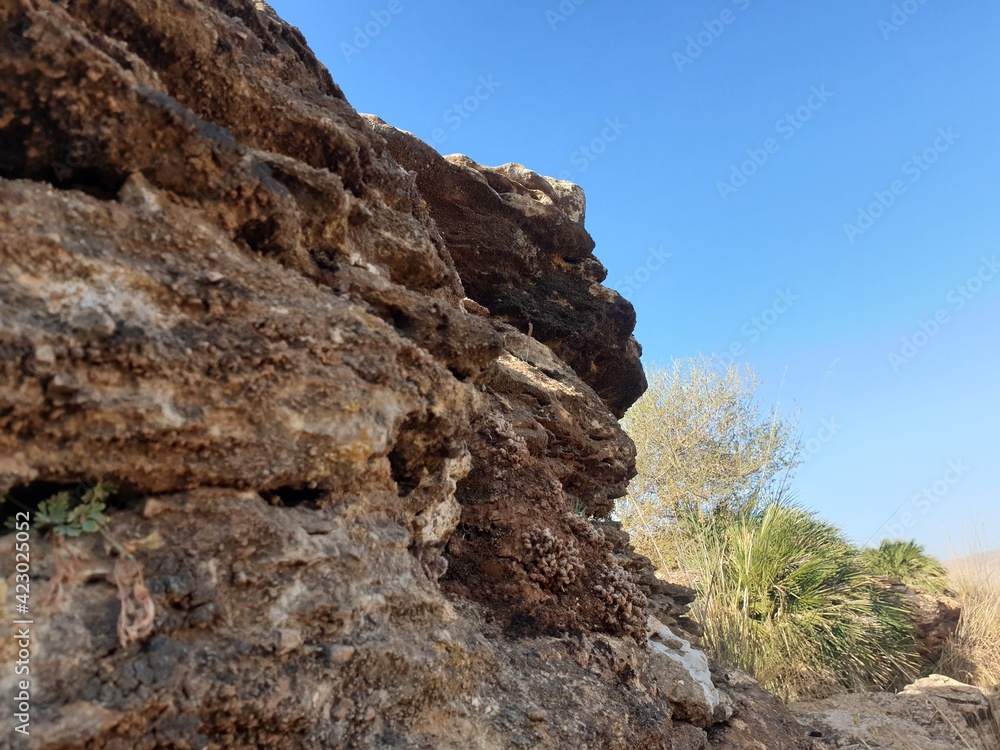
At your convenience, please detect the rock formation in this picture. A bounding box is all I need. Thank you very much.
[888,584,962,664]
[0,1,814,747]
[792,675,999,750]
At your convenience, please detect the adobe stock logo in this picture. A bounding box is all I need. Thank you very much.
[878,0,931,40]
[556,117,628,180]
[887,255,999,371]
[340,0,403,63]
[429,76,502,146]
[340,1,404,63]
[673,0,752,73]
[716,86,833,201]
[798,418,843,464]
[716,288,799,367]
[875,460,970,540]
[614,246,672,297]
[546,0,588,30]
[843,127,959,244]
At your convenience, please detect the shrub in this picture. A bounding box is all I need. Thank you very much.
[860,539,951,593]
[618,360,926,698]
[617,357,799,570]
[679,500,922,700]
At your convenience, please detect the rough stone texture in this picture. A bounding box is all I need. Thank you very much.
[792,676,999,750]
[364,117,647,419]
[869,581,962,666]
[0,1,814,748]
[894,585,962,664]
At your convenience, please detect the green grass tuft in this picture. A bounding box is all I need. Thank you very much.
[860,539,950,594]
[675,500,922,700]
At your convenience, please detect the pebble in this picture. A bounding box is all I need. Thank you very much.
[277,628,303,655]
[34,344,56,364]
[325,644,355,664]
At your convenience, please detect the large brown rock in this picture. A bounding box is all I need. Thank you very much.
[364,117,647,419]
[876,582,962,664]
[0,1,813,748]
[902,587,962,664]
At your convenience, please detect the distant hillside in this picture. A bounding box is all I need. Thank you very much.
[946,548,1000,579]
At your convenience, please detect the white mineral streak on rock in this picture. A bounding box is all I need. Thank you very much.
[647,615,732,727]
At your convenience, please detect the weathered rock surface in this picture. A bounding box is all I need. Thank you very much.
[0,1,813,747]
[894,585,962,664]
[364,118,646,420]
[792,676,999,750]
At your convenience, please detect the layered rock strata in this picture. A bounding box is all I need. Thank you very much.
[0,1,813,748]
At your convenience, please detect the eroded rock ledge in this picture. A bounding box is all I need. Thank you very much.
[0,1,811,748]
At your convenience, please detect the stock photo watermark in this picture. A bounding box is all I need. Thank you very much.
[556,116,628,180]
[673,0,752,73]
[741,288,798,343]
[843,127,959,244]
[798,418,843,463]
[429,75,502,146]
[717,85,834,201]
[52,134,102,184]
[340,0,404,63]
[9,509,33,736]
[614,246,672,297]
[871,460,970,541]
[717,288,799,366]
[878,0,931,41]
[546,0,588,30]
[887,255,999,371]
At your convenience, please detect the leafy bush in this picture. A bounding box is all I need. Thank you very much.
[860,539,950,593]
[617,357,799,570]
[617,360,925,698]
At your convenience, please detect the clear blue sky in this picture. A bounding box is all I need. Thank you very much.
[268,0,1000,560]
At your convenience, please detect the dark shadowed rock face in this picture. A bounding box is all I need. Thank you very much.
[364,117,647,419]
[0,1,810,748]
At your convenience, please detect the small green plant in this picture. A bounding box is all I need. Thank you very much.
[3,482,158,553]
[2,481,161,647]
[33,483,115,538]
[569,497,589,518]
[860,539,950,594]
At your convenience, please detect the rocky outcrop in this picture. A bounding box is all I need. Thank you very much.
[362,120,647,420]
[870,580,961,665]
[0,1,813,748]
[894,585,962,664]
[792,676,999,750]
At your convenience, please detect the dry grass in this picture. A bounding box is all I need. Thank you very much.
[921,539,1000,749]
[938,548,1000,690]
